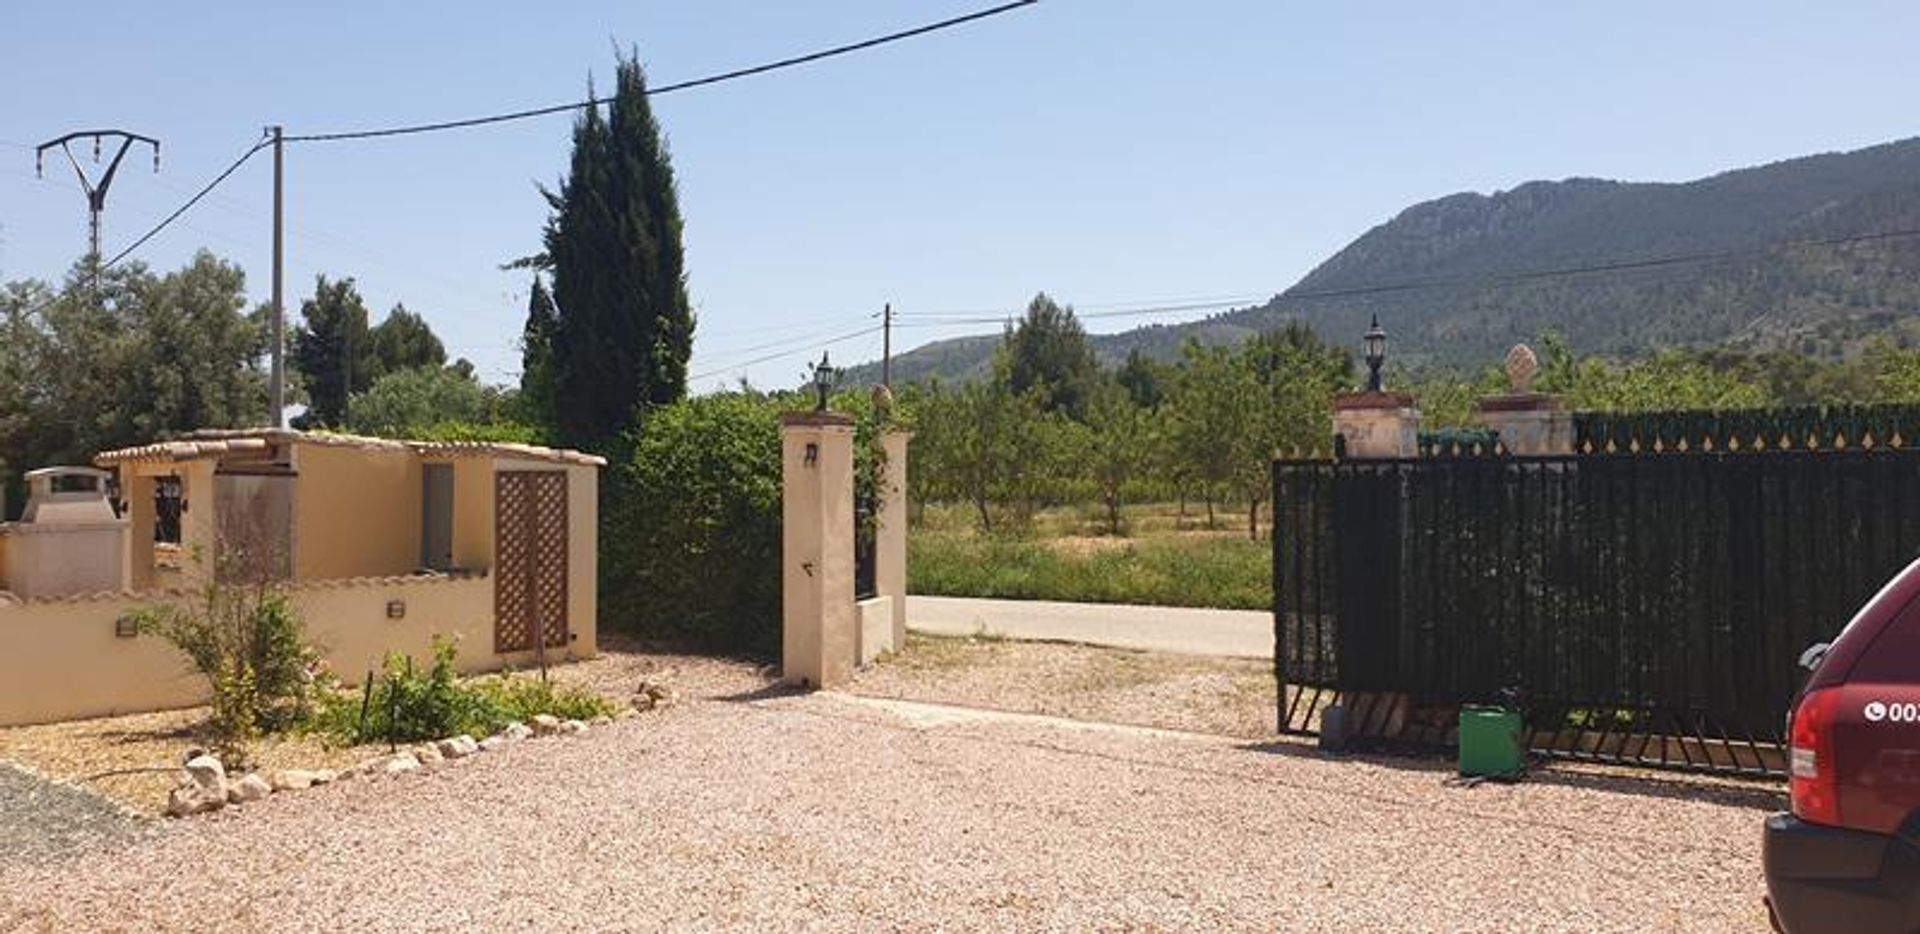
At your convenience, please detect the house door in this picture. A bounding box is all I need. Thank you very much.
[494,470,569,654]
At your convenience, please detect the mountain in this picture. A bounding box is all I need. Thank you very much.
[844,136,1920,384]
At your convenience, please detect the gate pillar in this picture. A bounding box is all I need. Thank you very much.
[1332,392,1420,459]
[781,411,858,689]
[876,429,912,651]
[1475,344,1572,455]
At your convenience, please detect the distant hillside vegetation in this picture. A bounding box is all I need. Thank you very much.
[845,136,1920,385]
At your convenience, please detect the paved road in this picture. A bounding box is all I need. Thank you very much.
[907,595,1271,659]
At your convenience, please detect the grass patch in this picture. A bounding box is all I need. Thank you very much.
[909,526,1270,610]
[890,631,1011,671]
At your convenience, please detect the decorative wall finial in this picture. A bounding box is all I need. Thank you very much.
[1506,344,1539,394]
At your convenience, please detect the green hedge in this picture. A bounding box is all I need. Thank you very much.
[602,394,786,656]
[599,391,892,657]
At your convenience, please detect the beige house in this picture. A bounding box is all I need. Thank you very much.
[0,428,603,727]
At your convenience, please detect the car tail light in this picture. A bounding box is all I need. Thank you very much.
[1789,687,1841,826]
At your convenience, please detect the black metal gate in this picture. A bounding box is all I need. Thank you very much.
[1274,448,1920,777]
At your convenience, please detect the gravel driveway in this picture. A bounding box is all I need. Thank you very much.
[0,677,1776,932]
[0,764,147,864]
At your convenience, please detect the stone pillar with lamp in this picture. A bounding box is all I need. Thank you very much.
[1331,315,1421,459]
[780,353,859,688]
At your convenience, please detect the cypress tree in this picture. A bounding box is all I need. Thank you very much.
[543,52,694,453]
[519,275,558,429]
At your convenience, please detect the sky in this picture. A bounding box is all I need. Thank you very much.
[3,1,1918,392]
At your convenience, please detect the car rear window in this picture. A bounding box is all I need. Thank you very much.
[1847,594,1920,684]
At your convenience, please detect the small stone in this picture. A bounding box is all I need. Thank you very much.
[183,754,227,799]
[589,715,612,727]
[561,719,588,735]
[226,773,271,804]
[437,735,480,759]
[530,714,563,736]
[412,744,444,766]
[382,752,421,775]
[268,769,325,792]
[166,785,224,818]
[615,706,638,720]
[501,721,533,742]
[635,680,680,708]
[478,736,508,752]
[310,769,338,785]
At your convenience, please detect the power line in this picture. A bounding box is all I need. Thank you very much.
[897,297,1263,326]
[688,323,883,384]
[892,291,1269,319]
[702,313,874,344]
[103,136,270,268]
[283,1,1040,144]
[38,3,1038,279]
[701,317,877,359]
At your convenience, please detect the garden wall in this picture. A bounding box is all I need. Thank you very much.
[0,571,593,728]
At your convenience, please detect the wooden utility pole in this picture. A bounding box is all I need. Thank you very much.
[882,302,893,388]
[269,125,286,428]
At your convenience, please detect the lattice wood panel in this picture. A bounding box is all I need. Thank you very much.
[494,471,569,654]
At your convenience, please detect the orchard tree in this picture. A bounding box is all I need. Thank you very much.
[1239,325,1350,538]
[1082,384,1153,533]
[1165,341,1252,529]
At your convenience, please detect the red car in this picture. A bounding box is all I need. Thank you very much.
[1765,558,1920,933]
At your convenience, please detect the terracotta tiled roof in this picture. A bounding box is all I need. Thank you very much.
[93,428,604,467]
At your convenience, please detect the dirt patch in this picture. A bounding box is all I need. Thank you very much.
[542,633,778,701]
[0,708,372,815]
[1045,535,1134,558]
[854,634,1277,738]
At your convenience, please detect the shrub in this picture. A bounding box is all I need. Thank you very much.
[134,578,323,765]
[404,420,544,444]
[343,365,529,439]
[469,674,617,726]
[306,636,616,746]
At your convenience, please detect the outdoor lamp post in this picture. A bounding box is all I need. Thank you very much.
[1363,315,1387,393]
[811,351,837,412]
